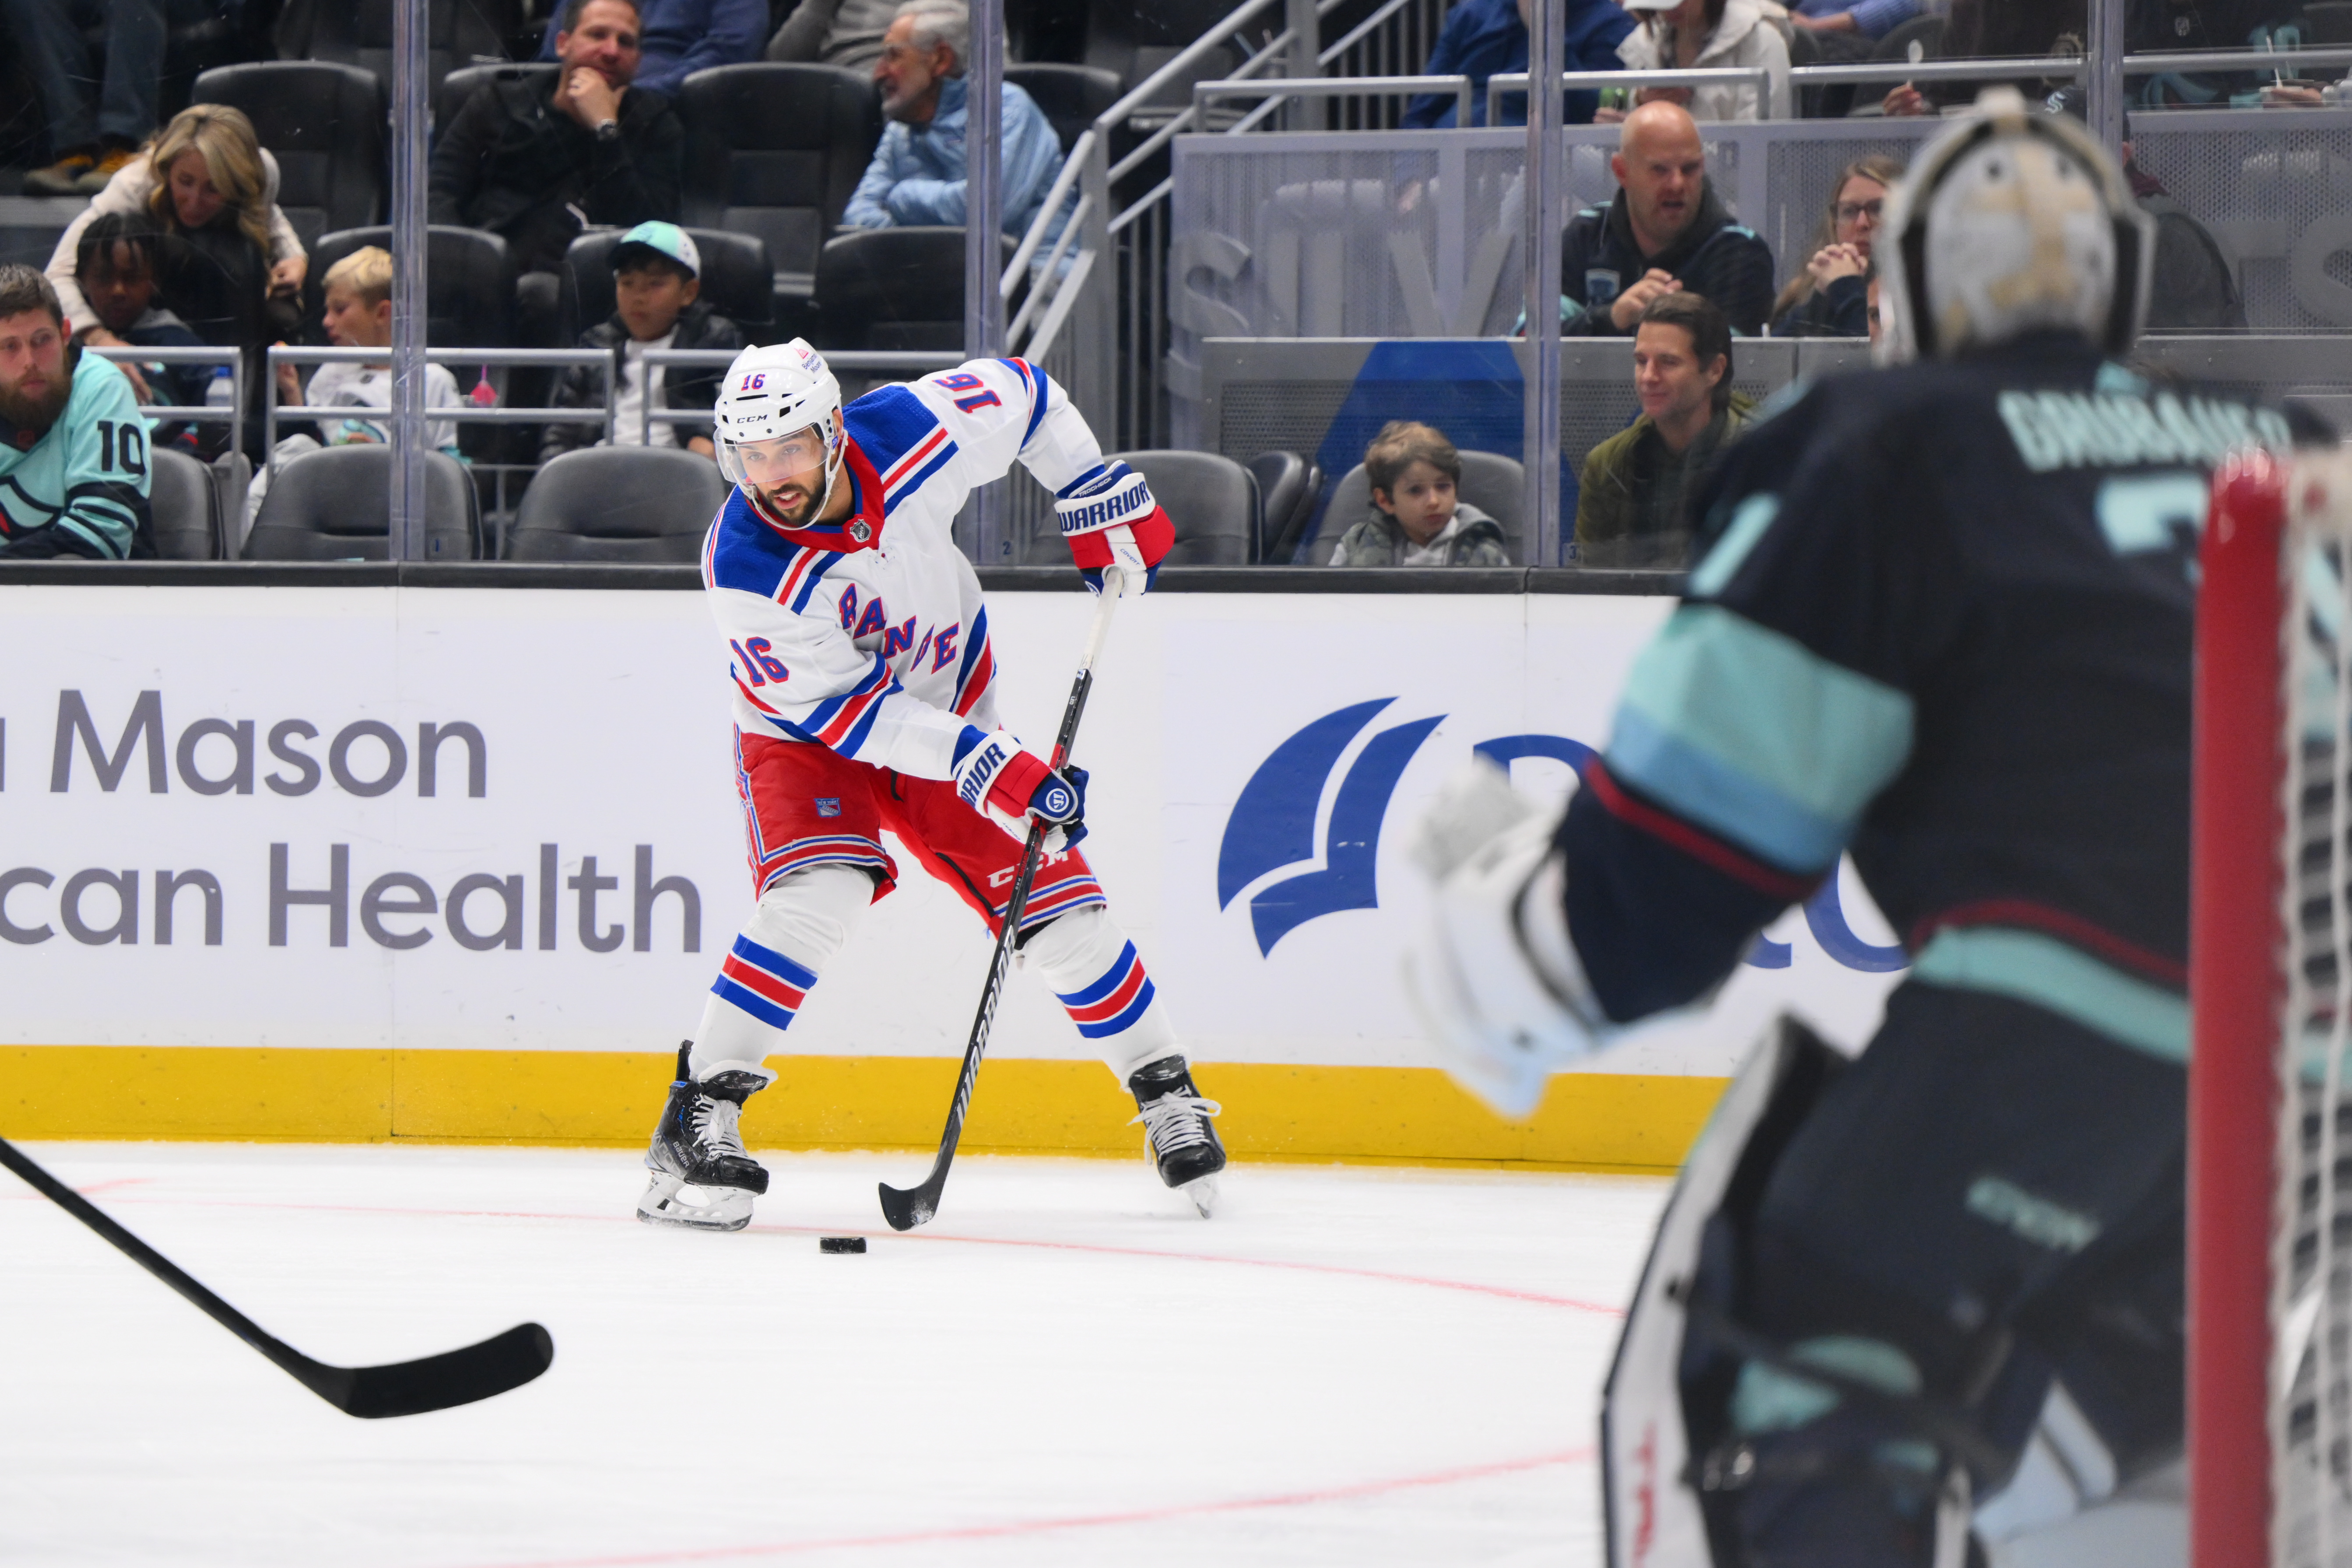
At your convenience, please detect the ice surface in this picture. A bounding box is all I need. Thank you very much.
[0,1143,1667,1566]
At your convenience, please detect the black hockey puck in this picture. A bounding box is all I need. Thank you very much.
[819,1236,867,1253]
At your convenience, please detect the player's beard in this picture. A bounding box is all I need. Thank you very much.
[756,469,827,530]
[0,362,70,434]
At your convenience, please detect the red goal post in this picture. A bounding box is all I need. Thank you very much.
[2193,447,2352,1568]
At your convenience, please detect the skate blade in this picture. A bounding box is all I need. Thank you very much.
[635,1171,755,1233]
[1182,1174,1219,1219]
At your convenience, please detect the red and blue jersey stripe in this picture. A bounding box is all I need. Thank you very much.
[880,426,958,517]
[711,933,818,1033]
[1053,939,1155,1039]
[953,605,994,716]
[1020,868,1106,930]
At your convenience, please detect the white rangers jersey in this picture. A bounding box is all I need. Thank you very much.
[699,356,1115,780]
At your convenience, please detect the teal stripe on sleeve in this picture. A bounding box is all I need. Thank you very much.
[1910,927,2189,1063]
[1608,605,1915,873]
[1689,494,1779,598]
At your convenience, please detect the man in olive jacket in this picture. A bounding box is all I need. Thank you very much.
[1576,292,1752,568]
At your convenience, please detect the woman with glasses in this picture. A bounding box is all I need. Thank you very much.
[1769,154,1903,337]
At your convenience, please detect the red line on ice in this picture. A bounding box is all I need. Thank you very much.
[11,1189,1622,1316]
[459,1447,1593,1568]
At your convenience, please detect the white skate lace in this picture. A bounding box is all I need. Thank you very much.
[1129,1092,1222,1155]
[692,1095,748,1160]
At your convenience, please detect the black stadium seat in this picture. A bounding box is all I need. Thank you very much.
[1111,450,1255,565]
[245,445,480,561]
[148,447,221,561]
[676,63,882,336]
[305,225,516,347]
[503,447,730,561]
[274,0,523,106]
[814,228,1021,352]
[191,63,386,250]
[435,61,557,139]
[1006,63,1121,154]
[559,227,775,343]
[1246,449,1318,564]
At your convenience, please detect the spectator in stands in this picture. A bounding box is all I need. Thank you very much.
[0,266,152,559]
[540,222,744,463]
[1614,0,1791,122]
[7,0,184,195]
[48,105,305,358]
[767,0,901,74]
[2128,142,2247,330]
[1574,292,1751,569]
[1329,421,1511,567]
[253,246,464,523]
[1559,101,1773,337]
[1769,155,1900,337]
[1785,0,1920,42]
[534,0,767,98]
[432,0,685,345]
[70,211,206,418]
[1400,0,1634,129]
[843,0,1067,245]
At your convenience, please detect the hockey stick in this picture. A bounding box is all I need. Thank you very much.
[0,1134,554,1418]
[879,569,1128,1231]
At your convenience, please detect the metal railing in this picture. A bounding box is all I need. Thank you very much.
[1196,74,1474,130]
[88,344,243,427]
[264,347,620,477]
[1483,65,1773,125]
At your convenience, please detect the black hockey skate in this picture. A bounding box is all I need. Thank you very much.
[636,1043,776,1233]
[1127,1057,1225,1218]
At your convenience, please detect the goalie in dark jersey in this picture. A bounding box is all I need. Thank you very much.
[1410,91,2306,1566]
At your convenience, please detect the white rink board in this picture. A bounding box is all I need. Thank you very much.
[0,586,1903,1071]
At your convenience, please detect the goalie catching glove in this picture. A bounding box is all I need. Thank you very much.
[950,727,1089,851]
[1404,761,1615,1118]
[1056,461,1173,593]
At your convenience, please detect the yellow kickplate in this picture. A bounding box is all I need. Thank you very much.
[0,1046,1725,1173]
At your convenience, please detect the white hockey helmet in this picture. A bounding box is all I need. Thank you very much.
[1875,88,2153,365]
[711,338,846,505]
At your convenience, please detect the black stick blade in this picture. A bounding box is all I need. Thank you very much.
[876,1179,937,1232]
[308,1322,555,1419]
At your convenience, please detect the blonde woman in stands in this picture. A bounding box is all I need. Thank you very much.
[1611,0,1790,122]
[1768,154,1903,337]
[46,104,306,363]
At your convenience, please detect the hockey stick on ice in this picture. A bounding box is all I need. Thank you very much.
[0,1135,554,1417]
[879,568,1128,1231]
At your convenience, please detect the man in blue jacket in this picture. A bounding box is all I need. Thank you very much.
[1403,0,1635,128]
[843,0,1067,246]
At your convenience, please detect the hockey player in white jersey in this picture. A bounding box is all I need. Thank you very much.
[636,340,1225,1231]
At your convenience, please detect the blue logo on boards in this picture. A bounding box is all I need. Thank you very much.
[1216,700,1908,972]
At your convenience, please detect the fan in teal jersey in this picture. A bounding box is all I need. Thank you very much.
[0,264,153,559]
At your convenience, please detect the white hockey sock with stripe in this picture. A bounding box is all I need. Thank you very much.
[692,863,871,1079]
[1023,906,1180,1081]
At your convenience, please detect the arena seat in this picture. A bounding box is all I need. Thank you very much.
[435,61,558,138]
[148,447,221,561]
[274,0,524,106]
[558,228,775,344]
[245,445,480,561]
[190,63,385,249]
[1006,63,1121,153]
[813,228,1022,352]
[502,447,730,562]
[305,225,516,348]
[676,63,882,338]
[1246,449,1319,564]
[1309,451,1527,565]
[1115,450,1256,564]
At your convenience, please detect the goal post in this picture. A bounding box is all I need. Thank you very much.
[2191,449,2290,1568]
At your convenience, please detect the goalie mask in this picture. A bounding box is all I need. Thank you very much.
[1876,87,2153,365]
[712,339,846,526]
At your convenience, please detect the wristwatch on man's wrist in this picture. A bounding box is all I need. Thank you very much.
[594,118,620,142]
